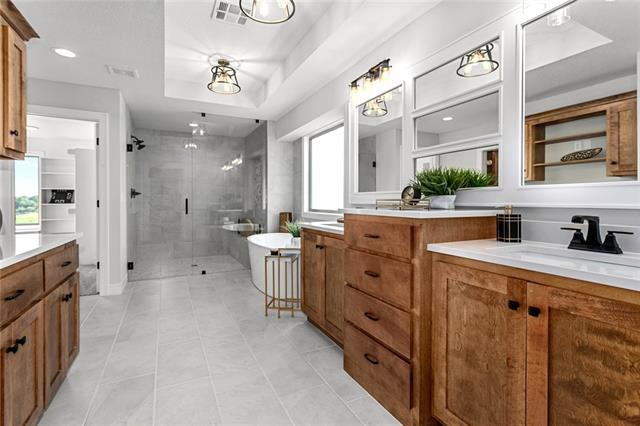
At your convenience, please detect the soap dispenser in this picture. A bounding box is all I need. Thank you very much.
[496,205,521,243]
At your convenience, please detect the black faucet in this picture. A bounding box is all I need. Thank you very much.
[561,215,633,254]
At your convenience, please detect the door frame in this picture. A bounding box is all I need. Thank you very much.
[27,104,108,296]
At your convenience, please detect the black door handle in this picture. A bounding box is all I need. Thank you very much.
[507,300,520,311]
[364,270,379,278]
[61,261,72,267]
[363,353,379,365]
[185,198,189,215]
[364,312,379,321]
[4,289,25,301]
[528,306,541,317]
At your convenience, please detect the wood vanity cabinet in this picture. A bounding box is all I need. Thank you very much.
[0,240,79,423]
[432,253,640,425]
[301,228,346,344]
[0,0,38,160]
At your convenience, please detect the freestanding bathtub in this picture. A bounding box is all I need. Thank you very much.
[247,233,301,297]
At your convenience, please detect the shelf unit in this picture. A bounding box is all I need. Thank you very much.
[525,91,637,182]
[40,157,76,234]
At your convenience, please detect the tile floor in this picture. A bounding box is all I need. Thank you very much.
[41,268,400,425]
[128,255,246,282]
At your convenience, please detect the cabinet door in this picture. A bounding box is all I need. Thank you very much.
[2,24,27,155]
[302,232,325,325]
[432,261,526,426]
[4,302,44,426]
[63,273,80,365]
[526,283,640,425]
[323,236,345,342]
[607,99,637,176]
[43,284,66,406]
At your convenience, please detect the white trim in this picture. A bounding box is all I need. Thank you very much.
[28,105,110,295]
[106,273,128,296]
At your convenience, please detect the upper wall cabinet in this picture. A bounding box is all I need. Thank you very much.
[0,1,38,161]
[522,0,638,185]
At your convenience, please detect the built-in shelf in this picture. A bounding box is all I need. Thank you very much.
[533,131,607,145]
[41,172,75,175]
[41,218,74,222]
[42,203,76,206]
[42,187,76,190]
[533,158,606,167]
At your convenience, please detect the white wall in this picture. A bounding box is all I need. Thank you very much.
[27,78,130,294]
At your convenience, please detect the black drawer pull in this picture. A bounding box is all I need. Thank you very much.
[9,130,18,136]
[6,344,18,354]
[364,270,379,278]
[364,234,380,239]
[16,336,26,347]
[4,289,25,301]
[63,293,74,302]
[61,260,73,267]
[528,306,541,317]
[610,160,618,165]
[315,244,325,249]
[507,300,520,311]
[364,312,379,321]
[363,353,379,365]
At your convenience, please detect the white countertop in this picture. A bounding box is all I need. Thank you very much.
[301,222,344,236]
[0,233,79,270]
[428,239,640,292]
[343,208,499,219]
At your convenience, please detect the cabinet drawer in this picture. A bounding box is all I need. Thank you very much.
[0,261,43,326]
[344,324,410,421]
[345,286,410,358]
[345,249,411,310]
[345,220,411,259]
[44,244,78,292]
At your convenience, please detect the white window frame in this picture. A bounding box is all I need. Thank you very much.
[14,154,42,234]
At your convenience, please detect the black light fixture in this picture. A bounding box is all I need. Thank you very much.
[131,135,146,150]
[239,0,295,24]
[362,96,388,118]
[208,59,241,94]
[349,59,391,98]
[456,43,499,78]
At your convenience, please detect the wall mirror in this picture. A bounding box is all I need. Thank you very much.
[415,91,500,149]
[523,0,639,186]
[415,144,500,185]
[356,86,403,193]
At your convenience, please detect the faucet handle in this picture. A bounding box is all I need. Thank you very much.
[606,230,634,236]
[561,227,586,246]
[602,230,632,255]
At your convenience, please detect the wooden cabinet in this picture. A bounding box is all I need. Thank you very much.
[301,228,346,344]
[0,0,37,160]
[607,98,637,176]
[1,301,44,426]
[433,254,640,426]
[0,241,79,423]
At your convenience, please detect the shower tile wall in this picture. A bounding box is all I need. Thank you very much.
[129,128,257,280]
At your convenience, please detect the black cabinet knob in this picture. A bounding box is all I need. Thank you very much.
[16,336,26,346]
[528,306,541,317]
[315,244,325,250]
[6,344,18,354]
[9,130,18,136]
[507,300,520,311]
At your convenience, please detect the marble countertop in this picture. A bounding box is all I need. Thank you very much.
[427,239,640,292]
[343,208,499,219]
[301,222,344,236]
[0,233,79,270]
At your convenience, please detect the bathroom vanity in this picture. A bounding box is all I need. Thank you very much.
[0,234,79,425]
[428,240,640,425]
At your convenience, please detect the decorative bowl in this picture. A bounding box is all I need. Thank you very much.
[561,147,603,162]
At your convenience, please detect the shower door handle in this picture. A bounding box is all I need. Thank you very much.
[185,198,189,215]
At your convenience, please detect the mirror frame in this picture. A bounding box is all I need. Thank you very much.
[348,82,407,204]
[518,0,640,190]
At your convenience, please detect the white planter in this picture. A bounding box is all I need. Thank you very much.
[429,195,456,210]
[291,236,301,247]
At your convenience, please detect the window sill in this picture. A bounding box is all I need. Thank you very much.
[301,211,343,222]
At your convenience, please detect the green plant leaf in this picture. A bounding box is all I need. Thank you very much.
[411,167,494,197]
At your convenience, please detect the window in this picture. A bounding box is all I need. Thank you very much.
[14,155,40,231]
[308,125,344,212]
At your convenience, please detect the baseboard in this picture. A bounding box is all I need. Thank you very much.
[106,274,128,295]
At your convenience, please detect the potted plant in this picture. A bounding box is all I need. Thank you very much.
[412,167,494,209]
[285,221,302,246]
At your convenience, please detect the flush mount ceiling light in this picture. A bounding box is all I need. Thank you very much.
[239,0,295,24]
[53,48,76,58]
[208,59,241,95]
[456,43,499,78]
[350,59,391,99]
[362,97,388,118]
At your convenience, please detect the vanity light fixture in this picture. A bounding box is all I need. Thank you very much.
[231,156,243,166]
[221,162,234,171]
[349,59,391,99]
[456,43,499,78]
[188,122,199,128]
[208,59,241,95]
[184,142,198,150]
[362,96,388,118]
[53,48,76,58]
[239,0,295,24]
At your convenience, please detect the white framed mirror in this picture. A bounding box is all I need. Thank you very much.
[352,85,404,196]
[522,0,639,186]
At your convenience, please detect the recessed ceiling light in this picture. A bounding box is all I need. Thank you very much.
[442,116,454,121]
[188,122,199,127]
[53,48,76,58]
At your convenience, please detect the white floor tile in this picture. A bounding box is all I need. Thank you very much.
[155,378,220,425]
[157,338,208,388]
[282,384,362,426]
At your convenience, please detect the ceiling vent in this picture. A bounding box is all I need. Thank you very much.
[106,65,139,79]
[211,0,248,26]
